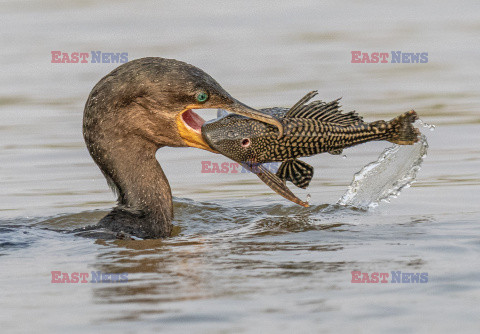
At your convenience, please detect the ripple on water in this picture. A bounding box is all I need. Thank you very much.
[0,223,36,254]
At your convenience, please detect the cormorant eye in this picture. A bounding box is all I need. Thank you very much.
[241,138,251,148]
[196,91,209,103]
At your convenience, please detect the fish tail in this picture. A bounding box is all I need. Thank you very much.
[371,110,420,145]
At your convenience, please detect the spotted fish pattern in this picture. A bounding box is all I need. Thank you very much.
[202,91,420,205]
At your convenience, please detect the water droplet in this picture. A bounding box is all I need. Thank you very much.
[342,155,347,159]
[306,194,311,204]
[418,119,436,131]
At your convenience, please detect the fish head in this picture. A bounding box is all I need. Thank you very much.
[201,114,270,163]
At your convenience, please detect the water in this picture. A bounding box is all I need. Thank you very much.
[338,133,429,209]
[1,0,480,333]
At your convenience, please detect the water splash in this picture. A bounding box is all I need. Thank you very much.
[337,134,429,209]
[418,119,436,131]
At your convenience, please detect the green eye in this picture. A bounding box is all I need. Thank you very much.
[196,91,208,103]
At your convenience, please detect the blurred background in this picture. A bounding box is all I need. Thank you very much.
[0,1,479,333]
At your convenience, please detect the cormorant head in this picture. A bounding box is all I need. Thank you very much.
[83,57,281,154]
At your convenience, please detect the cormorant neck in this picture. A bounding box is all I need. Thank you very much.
[91,133,173,238]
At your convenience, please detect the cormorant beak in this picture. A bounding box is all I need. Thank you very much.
[176,99,283,153]
[176,106,217,153]
[226,99,284,138]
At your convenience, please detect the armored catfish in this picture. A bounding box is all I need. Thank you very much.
[202,91,420,206]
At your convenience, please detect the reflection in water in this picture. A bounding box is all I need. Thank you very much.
[2,173,480,332]
[84,199,353,323]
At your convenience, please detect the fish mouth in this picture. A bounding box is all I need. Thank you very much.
[176,107,218,153]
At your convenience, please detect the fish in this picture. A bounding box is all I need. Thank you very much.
[202,91,420,206]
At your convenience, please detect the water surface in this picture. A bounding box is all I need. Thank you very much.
[1,0,479,333]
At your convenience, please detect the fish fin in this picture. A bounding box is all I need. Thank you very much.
[276,160,314,189]
[287,95,364,125]
[375,110,420,145]
[328,149,343,155]
[285,91,318,117]
[245,163,309,207]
